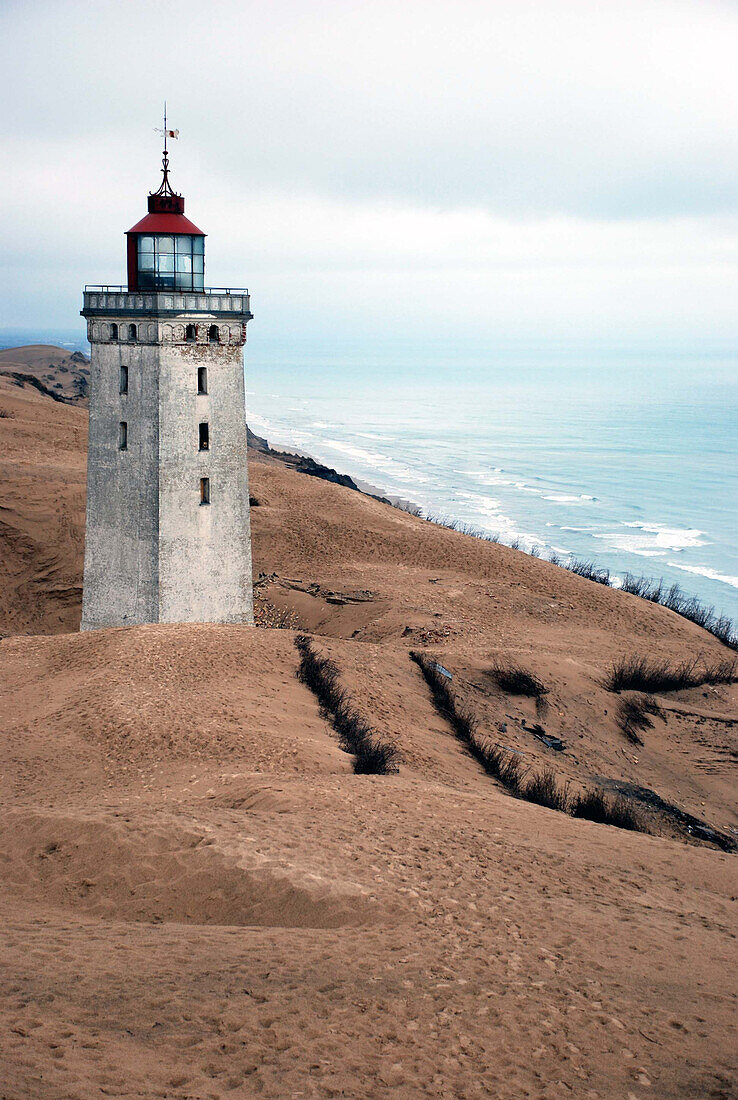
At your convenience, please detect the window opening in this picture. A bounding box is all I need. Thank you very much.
[186,323,197,343]
[120,365,128,394]
[110,322,118,340]
[200,477,210,505]
[197,366,208,394]
[199,422,210,451]
[119,422,128,451]
[128,323,137,342]
[137,234,204,292]
[208,324,219,343]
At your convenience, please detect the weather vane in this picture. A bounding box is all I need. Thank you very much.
[153,101,179,196]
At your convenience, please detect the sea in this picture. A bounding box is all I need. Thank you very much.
[4,327,737,624]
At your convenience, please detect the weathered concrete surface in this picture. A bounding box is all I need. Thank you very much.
[80,312,253,629]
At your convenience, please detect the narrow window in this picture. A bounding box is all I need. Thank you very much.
[128,323,137,342]
[119,365,128,394]
[186,323,197,343]
[197,366,208,394]
[198,422,209,451]
[200,477,210,505]
[119,421,128,451]
[110,322,118,341]
[208,324,219,344]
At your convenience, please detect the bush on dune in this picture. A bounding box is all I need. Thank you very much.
[570,789,642,832]
[410,650,647,834]
[488,659,547,699]
[295,634,399,775]
[605,655,737,694]
[616,694,663,745]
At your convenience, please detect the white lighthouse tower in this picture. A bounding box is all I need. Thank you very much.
[80,131,254,629]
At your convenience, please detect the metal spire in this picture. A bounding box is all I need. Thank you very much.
[153,101,179,198]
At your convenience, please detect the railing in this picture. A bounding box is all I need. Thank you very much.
[84,285,249,295]
[82,286,252,318]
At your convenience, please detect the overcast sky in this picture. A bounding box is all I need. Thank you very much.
[2,0,738,350]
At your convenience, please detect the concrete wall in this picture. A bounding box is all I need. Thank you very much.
[80,312,253,629]
[81,336,159,630]
[158,339,253,624]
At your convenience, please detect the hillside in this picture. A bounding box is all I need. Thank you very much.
[0,343,90,403]
[0,353,736,1099]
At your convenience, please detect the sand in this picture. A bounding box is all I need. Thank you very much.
[0,358,736,1099]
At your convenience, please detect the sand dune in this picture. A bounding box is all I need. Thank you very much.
[0,354,736,1099]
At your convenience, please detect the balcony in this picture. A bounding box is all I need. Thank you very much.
[82,286,252,319]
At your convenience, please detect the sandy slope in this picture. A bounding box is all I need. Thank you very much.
[0,376,86,635]
[0,344,89,403]
[0,356,736,1099]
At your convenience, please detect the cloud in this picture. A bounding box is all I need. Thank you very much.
[1,0,737,338]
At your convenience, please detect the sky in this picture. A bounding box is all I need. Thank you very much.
[2,0,738,354]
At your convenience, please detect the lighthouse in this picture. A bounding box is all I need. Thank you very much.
[80,132,254,630]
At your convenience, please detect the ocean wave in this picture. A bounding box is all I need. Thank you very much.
[323,440,430,485]
[455,492,504,517]
[247,413,272,431]
[451,494,546,550]
[594,522,706,557]
[464,468,508,487]
[666,562,738,590]
[544,493,598,504]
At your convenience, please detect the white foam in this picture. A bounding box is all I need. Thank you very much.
[594,522,706,557]
[464,468,510,487]
[544,493,598,504]
[666,562,738,590]
[247,413,272,431]
[323,440,429,485]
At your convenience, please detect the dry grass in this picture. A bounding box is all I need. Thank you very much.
[605,655,737,694]
[488,659,548,699]
[570,790,643,831]
[410,650,646,834]
[295,634,400,775]
[616,694,663,745]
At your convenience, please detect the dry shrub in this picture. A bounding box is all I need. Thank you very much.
[488,660,547,698]
[410,650,647,834]
[570,790,643,832]
[295,635,399,775]
[606,655,737,694]
[616,694,662,745]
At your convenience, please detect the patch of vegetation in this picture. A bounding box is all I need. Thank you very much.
[616,694,662,745]
[488,659,547,699]
[565,557,611,585]
[523,769,570,812]
[295,634,399,775]
[605,655,737,694]
[569,790,643,832]
[619,575,737,650]
[410,650,647,834]
[0,408,14,418]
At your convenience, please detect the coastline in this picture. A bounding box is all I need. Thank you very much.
[250,425,737,651]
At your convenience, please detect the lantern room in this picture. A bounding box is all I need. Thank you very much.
[125,148,206,292]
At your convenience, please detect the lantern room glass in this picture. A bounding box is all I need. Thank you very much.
[137,235,204,290]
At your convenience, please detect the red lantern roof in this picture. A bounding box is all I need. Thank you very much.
[126,210,206,237]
